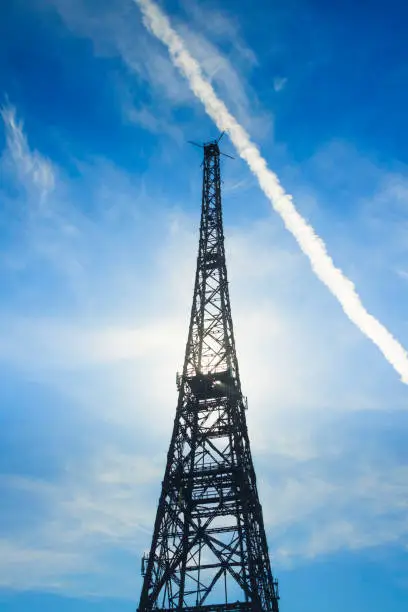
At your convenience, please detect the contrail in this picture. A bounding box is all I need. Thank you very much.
[134,0,408,384]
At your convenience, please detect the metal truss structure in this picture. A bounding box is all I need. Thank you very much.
[137,140,280,612]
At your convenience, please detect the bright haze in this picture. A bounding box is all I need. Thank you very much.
[1,1,408,612]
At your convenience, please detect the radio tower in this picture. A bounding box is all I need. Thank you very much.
[138,139,280,612]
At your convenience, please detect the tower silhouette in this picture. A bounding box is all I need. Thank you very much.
[138,140,280,612]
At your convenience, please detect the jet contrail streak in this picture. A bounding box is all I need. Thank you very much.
[135,0,408,384]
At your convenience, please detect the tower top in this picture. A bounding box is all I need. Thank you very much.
[188,131,234,160]
[203,139,220,156]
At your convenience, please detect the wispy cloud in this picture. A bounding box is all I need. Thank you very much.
[273,76,287,92]
[181,0,258,68]
[1,104,55,202]
[2,442,408,595]
[49,0,269,138]
[0,105,164,305]
[0,104,89,291]
[263,462,408,563]
[0,452,162,595]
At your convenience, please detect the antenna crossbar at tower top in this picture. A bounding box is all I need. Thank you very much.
[137,140,280,612]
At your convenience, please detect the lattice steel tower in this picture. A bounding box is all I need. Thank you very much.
[138,140,280,612]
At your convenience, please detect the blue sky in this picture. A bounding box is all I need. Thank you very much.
[1,0,408,610]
